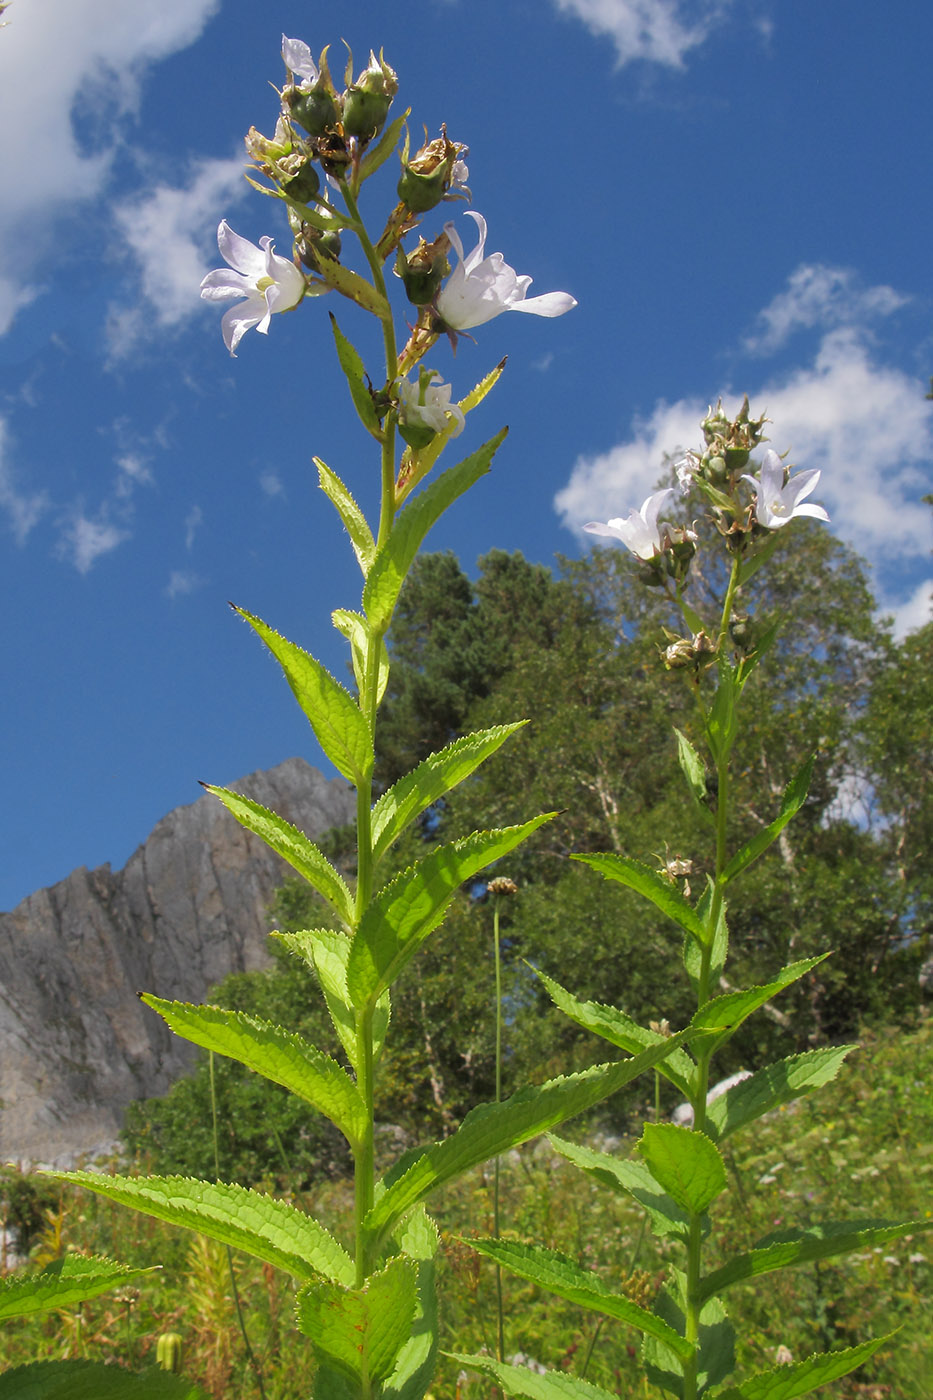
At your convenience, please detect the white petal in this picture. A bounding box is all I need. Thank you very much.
[282,35,318,82]
[508,290,577,317]
[461,211,488,273]
[199,268,252,300]
[217,221,266,279]
[794,502,831,522]
[220,295,266,356]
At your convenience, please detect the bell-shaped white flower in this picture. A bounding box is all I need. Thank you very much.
[742,449,830,529]
[584,488,676,560]
[282,34,319,85]
[436,211,576,331]
[398,370,465,438]
[200,221,306,356]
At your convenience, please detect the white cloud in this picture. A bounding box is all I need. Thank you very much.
[115,452,153,497]
[165,569,204,598]
[887,579,932,640]
[745,265,910,354]
[0,417,48,543]
[184,504,203,551]
[552,0,738,68]
[59,511,130,573]
[0,0,220,336]
[260,470,285,499]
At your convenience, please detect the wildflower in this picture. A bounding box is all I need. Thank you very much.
[200,221,306,356]
[281,34,318,84]
[674,451,700,492]
[397,369,464,447]
[436,212,576,331]
[742,449,830,529]
[583,488,676,560]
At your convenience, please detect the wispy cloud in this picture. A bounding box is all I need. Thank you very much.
[259,470,285,499]
[184,504,203,550]
[552,0,740,68]
[58,511,130,574]
[0,417,48,543]
[745,265,909,355]
[165,568,204,598]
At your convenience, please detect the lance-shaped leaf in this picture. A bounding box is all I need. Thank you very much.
[547,1135,699,1244]
[644,1280,734,1399]
[296,1256,418,1386]
[275,928,390,1071]
[54,1174,353,1284]
[314,250,390,317]
[329,313,382,439]
[142,997,367,1147]
[236,607,373,784]
[363,429,507,631]
[689,956,827,1057]
[573,853,707,947]
[469,1238,694,1361]
[685,881,728,993]
[383,1210,439,1400]
[535,967,696,1098]
[317,458,376,575]
[395,361,507,506]
[0,1361,208,1399]
[0,1255,159,1320]
[707,660,739,764]
[700,1219,933,1301]
[203,784,353,926]
[348,815,554,1007]
[674,727,708,809]
[448,1356,617,1400]
[722,757,814,884]
[365,1028,698,1248]
[705,1045,854,1142]
[359,108,410,183]
[332,608,389,713]
[639,1123,727,1215]
[371,722,527,866]
[710,1333,891,1400]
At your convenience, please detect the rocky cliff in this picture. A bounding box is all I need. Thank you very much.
[0,759,355,1167]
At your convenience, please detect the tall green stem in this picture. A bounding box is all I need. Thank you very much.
[492,898,505,1369]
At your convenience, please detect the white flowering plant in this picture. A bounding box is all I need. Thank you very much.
[5,35,925,1400]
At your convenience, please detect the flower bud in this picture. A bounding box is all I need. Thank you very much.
[343,50,397,141]
[395,234,451,306]
[296,223,342,268]
[284,82,341,138]
[398,130,461,213]
[245,117,292,166]
[316,133,351,178]
[157,1332,183,1372]
[278,152,320,204]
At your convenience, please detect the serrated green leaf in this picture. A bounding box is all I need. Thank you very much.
[0,1255,158,1320]
[371,723,526,866]
[469,1238,694,1360]
[52,1174,353,1284]
[710,1333,891,1400]
[689,957,827,1057]
[236,608,373,784]
[296,1256,418,1386]
[705,1046,854,1142]
[700,1220,932,1301]
[0,1361,208,1400]
[316,458,376,575]
[573,853,707,946]
[359,108,410,182]
[363,429,507,631]
[141,997,366,1147]
[311,1365,359,1400]
[685,881,728,993]
[329,313,382,438]
[347,815,554,1007]
[722,757,814,884]
[274,928,390,1071]
[674,727,708,807]
[707,662,739,764]
[314,251,390,317]
[365,1028,699,1249]
[535,968,696,1097]
[332,607,390,712]
[204,784,353,926]
[547,1135,699,1243]
[383,1251,439,1400]
[640,1123,727,1214]
[447,1355,618,1400]
[644,1280,734,1399]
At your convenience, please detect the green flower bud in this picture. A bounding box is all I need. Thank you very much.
[157,1332,183,1373]
[343,51,397,141]
[297,224,342,268]
[278,155,320,205]
[284,82,341,139]
[398,132,459,213]
[395,234,450,306]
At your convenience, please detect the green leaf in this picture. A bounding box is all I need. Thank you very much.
[674,727,708,807]
[689,957,827,1057]
[547,1135,698,1244]
[359,108,410,182]
[314,250,391,317]
[705,1046,854,1142]
[365,1028,699,1248]
[469,1238,694,1361]
[236,607,373,784]
[710,1334,891,1400]
[52,1174,353,1284]
[347,815,554,1007]
[204,784,353,926]
[317,458,376,575]
[275,928,390,1071]
[572,853,708,946]
[332,608,390,713]
[721,757,814,883]
[383,1217,439,1400]
[141,997,367,1147]
[639,1123,727,1215]
[685,882,728,992]
[644,1279,734,1399]
[446,1355,618,1400]
[296,1256,418,1386]
[0,1362,208,1399]
[707,661,739,764]
[535,967,696,1097]
[363,429,507,631]
[700,1220,933,1301]
[371,723,526,866]
[329,313,382,439]
[0,1255,158,1320]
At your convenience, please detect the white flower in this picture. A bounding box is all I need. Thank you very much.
[398,371,465,437]
[742,449,830,529]
[583,488,676,560]
[436,211,577,331]
[282,34,318,85]
[674,451,700,493]
[200,221,306,356]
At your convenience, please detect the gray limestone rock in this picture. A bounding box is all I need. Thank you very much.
[0,758,354,1167]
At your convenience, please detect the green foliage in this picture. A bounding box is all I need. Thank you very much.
[0,1257,158,1321]
[0,1361,208,1398]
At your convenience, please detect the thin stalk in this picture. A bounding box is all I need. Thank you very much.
[492,897,505,1369]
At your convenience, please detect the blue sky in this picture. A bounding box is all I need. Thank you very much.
[1,0,931,912]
